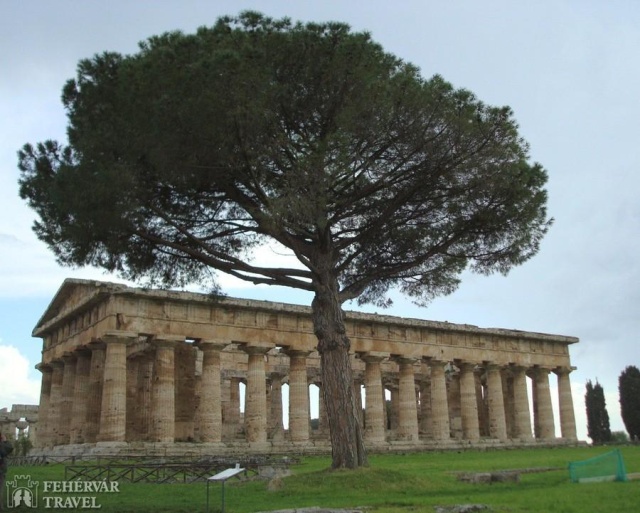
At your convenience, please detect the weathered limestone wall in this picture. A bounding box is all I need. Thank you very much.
[30,278,579,455]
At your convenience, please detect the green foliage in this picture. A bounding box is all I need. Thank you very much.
[6,447,640,513]
[586,379,612,444]
[18,10,551,308]
[611,431,630,443]
[13,434,33,457]
[619,365,640,440]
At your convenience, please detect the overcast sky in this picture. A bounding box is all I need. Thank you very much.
[1,0,638,442]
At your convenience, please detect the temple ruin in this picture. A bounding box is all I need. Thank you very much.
[31,278,579,455]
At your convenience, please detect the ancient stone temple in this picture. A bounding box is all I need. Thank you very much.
[32,278,579,455]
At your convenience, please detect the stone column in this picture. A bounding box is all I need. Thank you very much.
[486,363,508,441]
[317,383,329,436]
[419,377,432,436]
[137,352,154,440]
[151,336,180,443]
[225,377,241,437]
[511,366,533,440]
[69,349,91,444]
[502,372,515,438]
[269,373,285,441]
[388,382,399,431]
[48,360,64,446]
[198,341,226,443]
[531,367,555,440]
[98,332,136,443]
[25,418,37,446]
[362,353,386,443]
[395,357,419,441]
[85,341,105,443]
[243,346,270,444]
[126,354,140,441]
[35,363,53,447]
[555,367,577,440]
[174,343,196,441]
[59,353,77,444]
[458,362,480,441]
[286,350,311,443]
[448,369,462,439]
[429,359,451,440]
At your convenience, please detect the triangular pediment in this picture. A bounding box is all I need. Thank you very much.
[32,278,128,337]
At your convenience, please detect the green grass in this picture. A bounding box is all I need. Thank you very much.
[6,446,640,512]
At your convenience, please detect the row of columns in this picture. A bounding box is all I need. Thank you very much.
[35,331,577,447]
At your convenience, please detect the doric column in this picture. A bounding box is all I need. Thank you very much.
[99,332,136,442]
[458,362,480,441]
[448,369,462,439]
[511,366,533,440]
[269,373,285,440]
[388,382,399,430]
[395,357,419,441]
[85,341,105,443]
[69,349,91,444]
[317,383,329,436]
[136,352,154,440]
[555,367,577,440]
[126,354,140,440]
[151,336,180,442]
[48,360,64,446]
[174,343,196,441]
[429,359,451,440]
[286,350,311,443]
[35,363,53,447]
[25,418,37,446]
[419,377,432,436]
[225,377,241,437]
[243,346,270,444]
[502,371,515,438]
[486,363,508,441]
[362,353,386,443]
[531,367,555,440]
[198,340,226,442]
[59,352,77,444]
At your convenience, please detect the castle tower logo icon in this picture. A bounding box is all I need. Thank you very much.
[6,475,39,508]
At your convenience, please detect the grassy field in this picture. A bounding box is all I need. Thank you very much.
[5,445,640,512]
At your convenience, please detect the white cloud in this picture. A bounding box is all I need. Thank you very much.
[0,344,41,409]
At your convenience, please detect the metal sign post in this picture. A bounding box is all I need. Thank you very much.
[206,464,245,513]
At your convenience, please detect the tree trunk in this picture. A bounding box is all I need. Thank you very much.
[311,281,368,469]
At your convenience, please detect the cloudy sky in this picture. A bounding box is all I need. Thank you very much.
[1,0,638,442]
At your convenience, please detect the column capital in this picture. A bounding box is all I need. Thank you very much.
[457,361,479,372]
[239,344,272,356]
[283,349,312,359]
[74,346,93,358]
[426,358,448,369]
[50,359,64,369]
[61,352,77,364]
[196,340,228,352]
[87,339,106,351]
[528,365,553,378]
[35,362,53,373]
[102,331,138,344]
[392,355,419,365]
[358,351,389,363]
[553,366,576,376]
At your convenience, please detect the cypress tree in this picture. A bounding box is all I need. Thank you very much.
[585,379,612,444]
[619,365,640,441]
